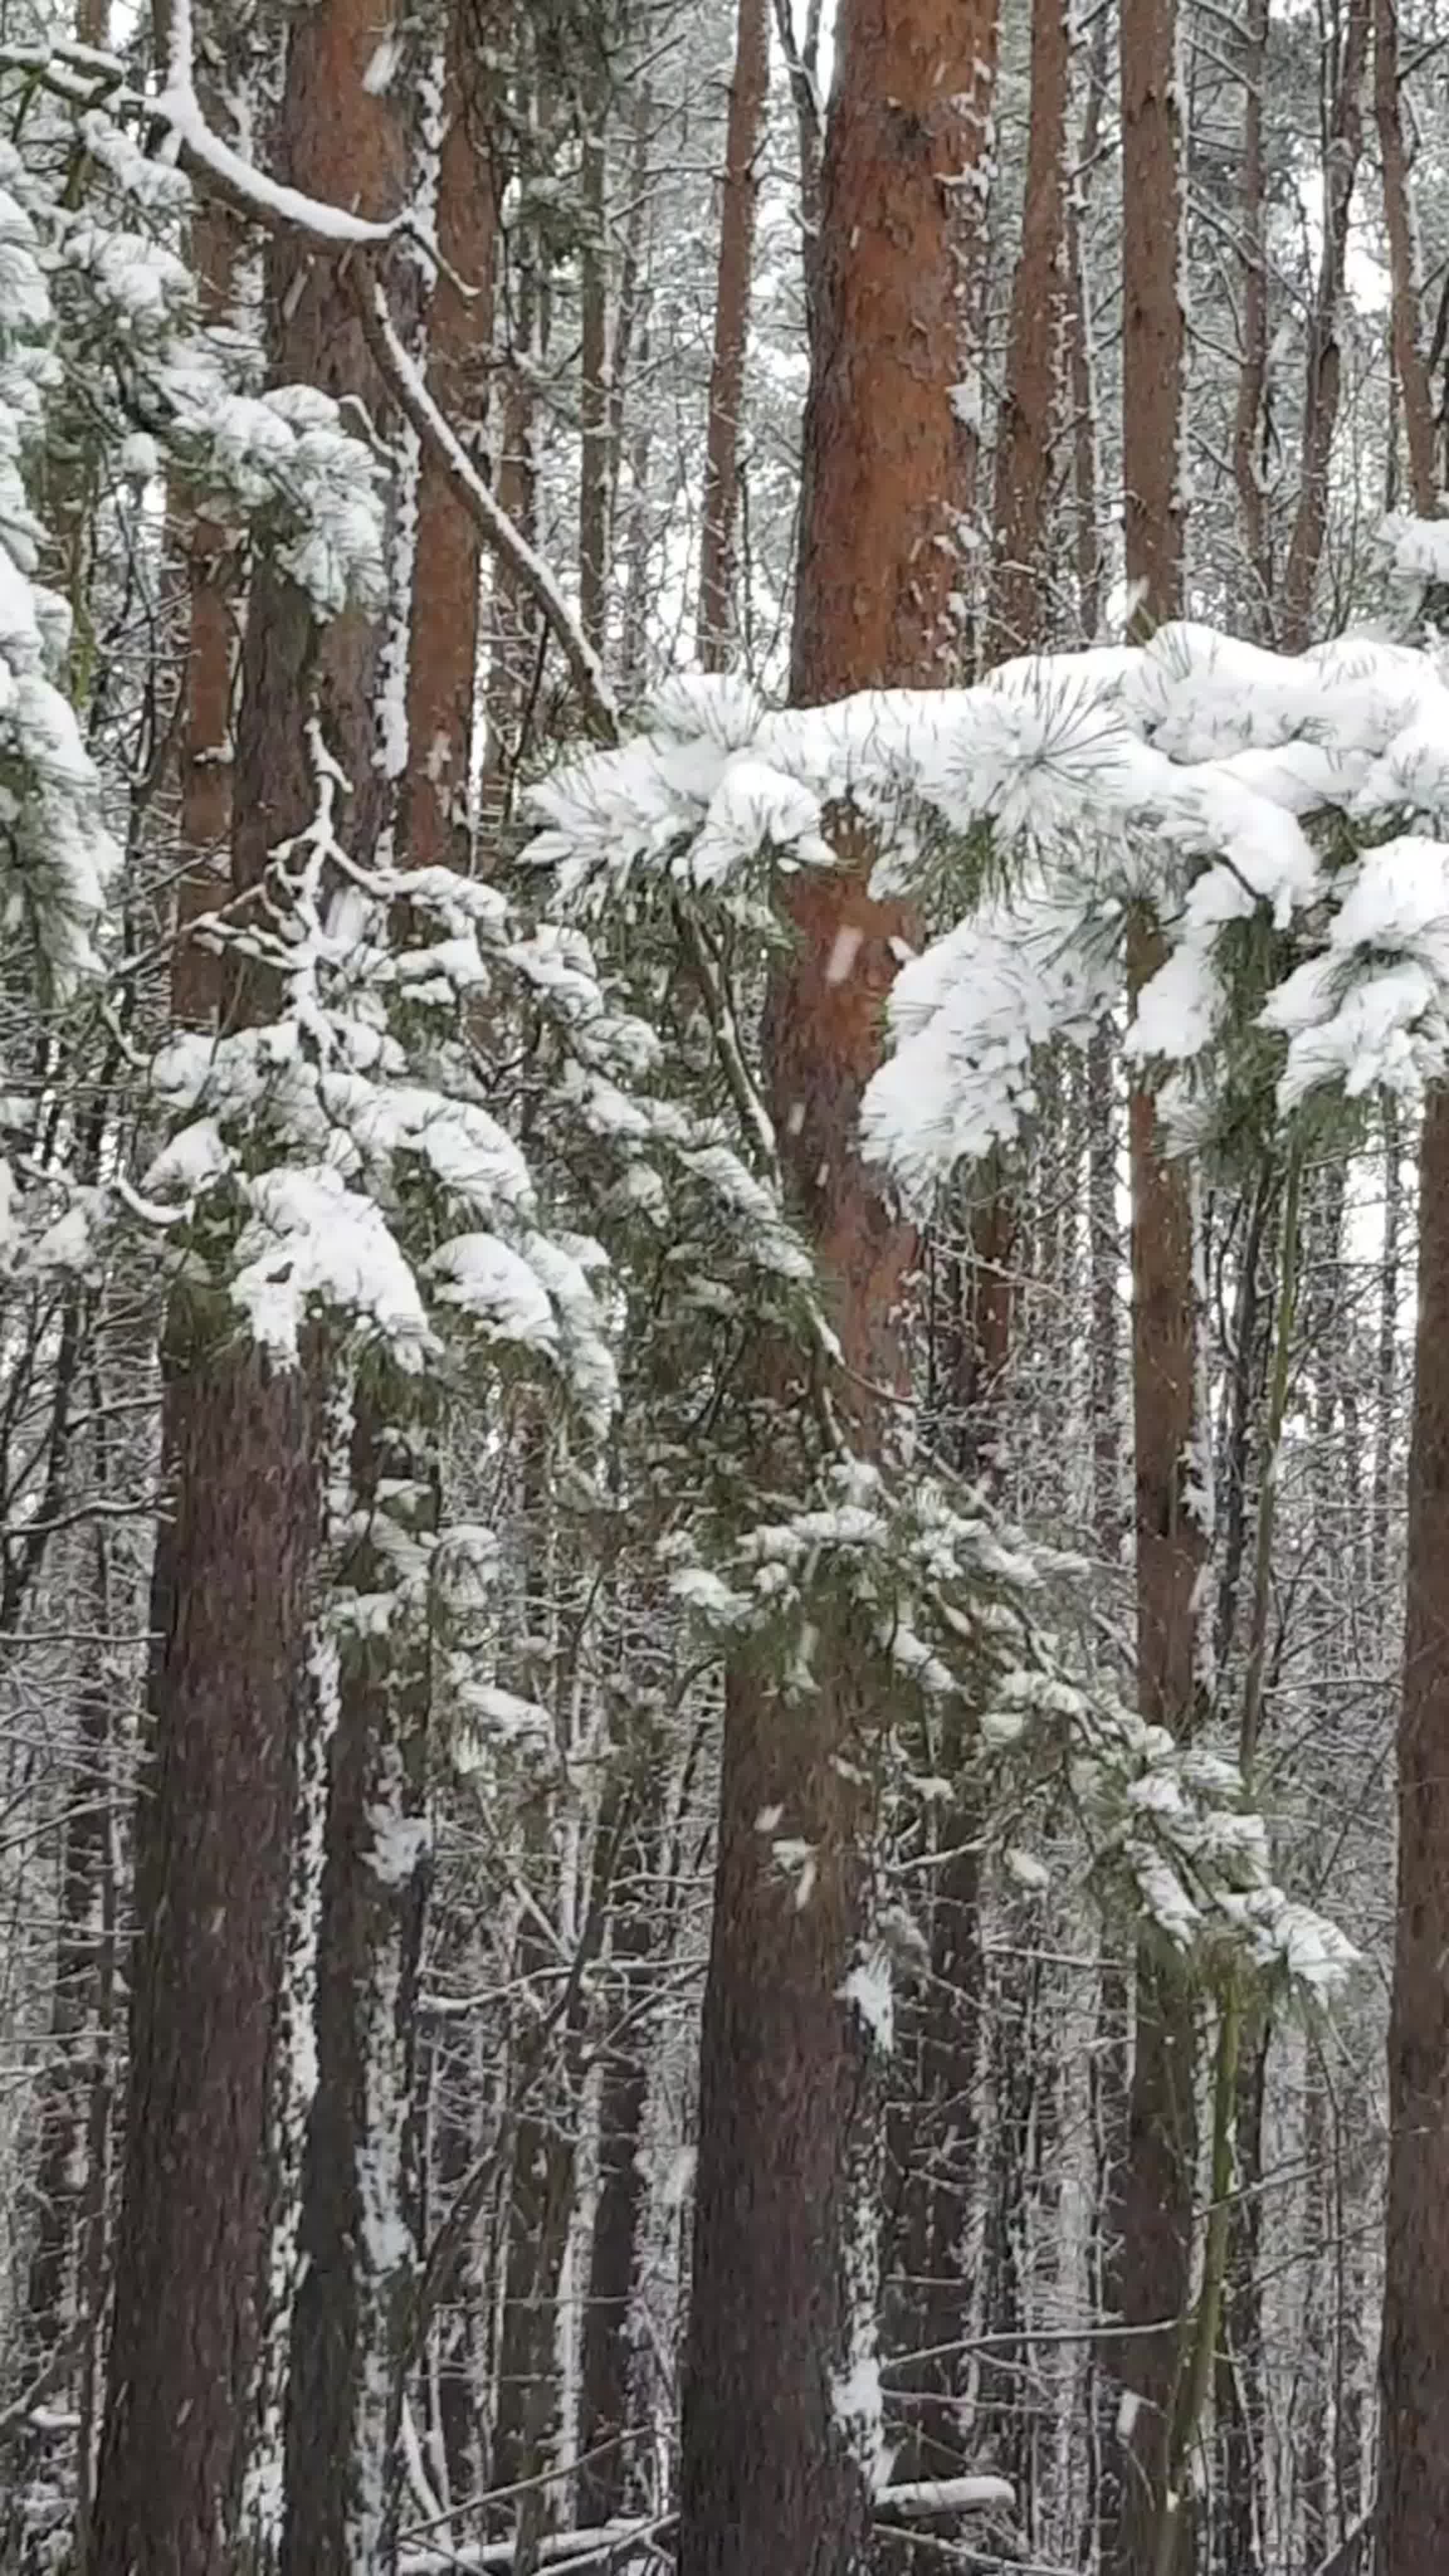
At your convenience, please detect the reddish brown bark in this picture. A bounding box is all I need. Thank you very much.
[697,0,770,667]
[1379,1085,1449,2576]
[1374,0,1438,517]
[1120,0,1185,630]
[987,0,1071,657]
[678,8,996,2571]
[1279,0,1372,653]
[790,3,996,702]
[401,47,496,874]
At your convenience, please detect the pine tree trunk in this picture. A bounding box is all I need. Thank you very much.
[1378,1084,1449,2576]
[697,0,770,668]
[1103,1010,1207,2576]
[987,0,1070,658]
[677,8,994,2570]
[400,25,496,876]
[1119,0,1186,634]
[89,1338,323,2576]
[1101,6,1207,2555]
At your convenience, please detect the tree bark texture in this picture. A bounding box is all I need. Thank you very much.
[1104,4,1204,2545]
[678,8,996,2571]
[1378,1084,1449,2576]
[1119,0,1186,630]
[89,1343,323,2576]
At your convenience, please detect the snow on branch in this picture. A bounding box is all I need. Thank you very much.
[153,0,394,247]
[527,602,1449,1201]
[351,267,619,745]
[398,2475,1016,2570]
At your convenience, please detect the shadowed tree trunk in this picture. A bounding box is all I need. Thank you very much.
[1102,0,1206,2562]
[677,8,996,2571]
[1378,1083,1449,2575]
[89,1343,323,2576]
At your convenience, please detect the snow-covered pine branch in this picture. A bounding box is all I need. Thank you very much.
[525,586,1449,1204]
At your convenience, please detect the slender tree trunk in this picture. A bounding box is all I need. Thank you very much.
[772,0,824,345]
[1102,5,1207,2558]
[400,29,496,876]
[1065,7,1109,642]
[697,0,770,667]
[1278,0,1372,653]
[1377,1085,1449,2576]
[1371,1097,1402,1611]
[1233,0,1272,631]
[577,1767,662,2525]
[480,288,540,836]
[987,0,1070,657]
[677,8,997,2570]
[1119,0,1186,632]
[1374,0,1437,516]
[1102,1037,1207,2576]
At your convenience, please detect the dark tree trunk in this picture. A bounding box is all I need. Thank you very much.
[1378,1084,1449,2576]
[89,1339,323,2576]
[577,1773,662,2526]
[92,11,403,2567]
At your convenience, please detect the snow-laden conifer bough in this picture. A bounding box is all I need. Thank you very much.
[521,542,1449,2009]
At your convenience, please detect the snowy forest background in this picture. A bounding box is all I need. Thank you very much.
[5,0,1449,2571]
